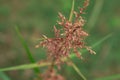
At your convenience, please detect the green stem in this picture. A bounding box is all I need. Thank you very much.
[49,58,56,72]
[87,0,104,31]
[0,72,11,80]
[15,26,40,74]
[95,74,120,80]
[0,62,51,72]
[68,1,87,78]
[71,62,87,80]
[69,0,75,22]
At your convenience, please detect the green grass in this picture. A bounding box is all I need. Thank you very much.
[0,33,112,72]
[95,74,120,80]
[0,72,11,80]
[15,26,40,74]
[0,0,119,80]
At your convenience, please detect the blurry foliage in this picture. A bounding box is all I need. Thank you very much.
[0,0,120,80]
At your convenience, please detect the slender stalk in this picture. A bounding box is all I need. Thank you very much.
[15,27,40,74]
[0,72,11,80]
[87,0,104,31]
[71,62,87,80]
[95,74,120,80]
[49,58,56,72]
[69,0,87,79]
[0,62,51,72]
[69,0,75,22]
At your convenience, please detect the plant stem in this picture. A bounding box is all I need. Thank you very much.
[69,0,75,22]
[49,58,55,72]
[87,0,104,32]
[95,74,120,80]
[0,72,11,80]
[15,26,40,74]
[69,0,87,79]
[70,61,87,80]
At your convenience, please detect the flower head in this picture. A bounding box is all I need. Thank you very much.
[36,0,95,63]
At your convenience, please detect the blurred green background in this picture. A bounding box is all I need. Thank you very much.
[0,0,120,80]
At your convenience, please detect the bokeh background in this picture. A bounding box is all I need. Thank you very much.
[0,0,120,80]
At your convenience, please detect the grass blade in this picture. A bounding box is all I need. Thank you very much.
[87,0,104,31]
[95,74,120,80]
[0,63,51,72]
[0,72,11,80]
[69,33,112,58]
[91,33,112,48]
[69,0,75,22]
[15,26,39,73]
[71,63,87,80]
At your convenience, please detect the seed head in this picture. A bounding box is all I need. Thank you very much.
[36,0,95,63]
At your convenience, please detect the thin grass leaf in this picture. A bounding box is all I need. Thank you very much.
[87,0,104,31]
[95,74,120,80]
[71,62,87,80]
[0,62,51,72]
[91,33,112,48]
[0,72,11,80]
[15,26,39,73]
[69,33,112,58]
[0,34,112,72]
[69,0,75,22]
